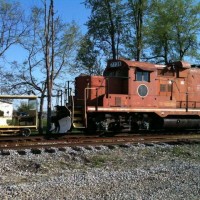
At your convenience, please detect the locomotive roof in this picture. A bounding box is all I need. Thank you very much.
[106,59,191,71]
[167,61,191,69]
[121,59,157,71]
[107,59,158,71]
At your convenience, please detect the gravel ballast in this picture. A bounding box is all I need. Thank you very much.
[0,143,200,199]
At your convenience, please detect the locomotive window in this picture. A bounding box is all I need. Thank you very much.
[104,70,116,77]
[105,69,128,78]
[136,71,150,82]
[138,84,148,97]
[104,71,116,77]
[116,69,128,77]
[168,84,172,92]
[160,84,172,92]
[160,84,166,92]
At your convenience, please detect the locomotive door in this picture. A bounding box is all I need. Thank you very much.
[158,80,177,108]
[159,78,190,109]
[175,77,196,110]
[175,79,188,108]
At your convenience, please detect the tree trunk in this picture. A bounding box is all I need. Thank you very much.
[44,0,53,134]
[106,0,117,60]
[46,0,55,134]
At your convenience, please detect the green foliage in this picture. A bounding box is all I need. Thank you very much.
[89,155,107,167]
[84,0,125,60]
[145,0,200,63]
[75,34,103,75]
[17,102,33,113]
[123,0,149,61]
[171,146,193,158]
[84,0,200,63]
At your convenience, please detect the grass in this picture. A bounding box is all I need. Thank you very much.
[89,155,107,168]
[170,145,200,161]
[85,151,125,168]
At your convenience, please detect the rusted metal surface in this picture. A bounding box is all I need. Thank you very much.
[75,58,200,118]
[70,58,200,135]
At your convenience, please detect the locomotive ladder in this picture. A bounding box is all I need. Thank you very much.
[72,107,85,129]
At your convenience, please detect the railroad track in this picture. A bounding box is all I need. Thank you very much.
[0,132,200,151]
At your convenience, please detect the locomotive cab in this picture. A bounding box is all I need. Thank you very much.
[103,59,157,108]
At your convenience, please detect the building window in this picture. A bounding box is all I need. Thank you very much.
[136,71,150,82]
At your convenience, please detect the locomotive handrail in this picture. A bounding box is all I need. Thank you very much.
[71,94,74,125]
[84,87,98,128]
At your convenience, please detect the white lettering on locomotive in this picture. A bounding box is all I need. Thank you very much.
[110,61,122,68]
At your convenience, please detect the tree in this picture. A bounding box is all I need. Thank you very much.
[45,0,54,133]
[172,0,200,61]
[8,0,80,133]
[17,101,34,113]
[0,0,26,58]
[123,0,148,61]
[145,0,200,64]
[74,34,103,75]
[84,0,125,60]
[0,0,27,94]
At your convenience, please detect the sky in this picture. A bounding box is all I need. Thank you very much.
[20,0,90,30]
[5,0,90,63]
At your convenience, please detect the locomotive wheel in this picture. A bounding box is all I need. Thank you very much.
[20,128,31,137]
[131,122,139,131]
[86,117,98,135]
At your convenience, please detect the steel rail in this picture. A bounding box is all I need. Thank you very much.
[0,133,199,150]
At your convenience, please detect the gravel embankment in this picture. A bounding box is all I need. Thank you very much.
[0,143,199,200]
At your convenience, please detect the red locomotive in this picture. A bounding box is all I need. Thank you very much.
[67,58,200,133]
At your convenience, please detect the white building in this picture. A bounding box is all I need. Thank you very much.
[0,101,13,125]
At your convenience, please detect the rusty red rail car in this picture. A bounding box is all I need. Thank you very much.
[65,59,200,133]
